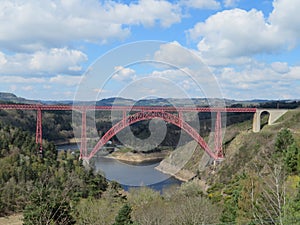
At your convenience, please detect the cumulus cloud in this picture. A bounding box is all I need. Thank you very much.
[188,9,282,59]
[0,0,181,52]
[269,0,300,46]
[271,62,290,74]
[187,0,300,65]
[112,66,136,82]
[284,66,300,79]
[49,75,83,86]
[30,48,87,73]
[215,61,300,99]
[106,0,181,28]
[0,48,87,76]
[154,41,202,68]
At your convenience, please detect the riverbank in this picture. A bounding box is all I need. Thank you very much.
[155,161,196,182]
[154,141,206,182]
[56,142,195,183]
[106,149,196,182]
[106,150,170,163]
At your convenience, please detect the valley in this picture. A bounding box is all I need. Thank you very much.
[0,93,300,224]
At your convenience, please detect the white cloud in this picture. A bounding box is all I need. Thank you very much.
[0,0,181,51]
[269,0,300,47]
[154,41,201,67]
[187,0,300,65]
[112,66,136,82]
[106,0,181,28]
[271,62,290,74]
[188,9,283,59]
[0,52,7,65]
[284,66,300,79]
[49,75,83,86]
[151,68,186,78]
[2,76,45,83]
[0,48,87,75]
[30,48,87,73]
[215,61,300,99]
[180,0,220,10]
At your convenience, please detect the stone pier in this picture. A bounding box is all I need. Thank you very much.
[253,109,288,132]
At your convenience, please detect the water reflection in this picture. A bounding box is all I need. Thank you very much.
[57,144,182,191]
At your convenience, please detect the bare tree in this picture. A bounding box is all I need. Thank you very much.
[241,163,286,225]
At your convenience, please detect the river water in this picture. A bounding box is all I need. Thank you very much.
[57,144,182,192]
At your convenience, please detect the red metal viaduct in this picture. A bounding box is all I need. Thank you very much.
[0,104,287,161]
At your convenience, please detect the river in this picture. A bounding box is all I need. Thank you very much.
[57,144,182,192]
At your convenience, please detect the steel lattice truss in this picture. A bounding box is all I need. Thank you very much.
[0,104,257,161]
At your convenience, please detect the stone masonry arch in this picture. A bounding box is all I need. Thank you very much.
[253,109,288,132]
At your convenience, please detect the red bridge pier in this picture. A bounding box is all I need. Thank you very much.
[0,104,266,161]
[36,107,43,153]
[80,109,87,159]
[214,111,223,158]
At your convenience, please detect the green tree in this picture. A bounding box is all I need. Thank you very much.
[275,128,294,154]
[284,182,300,224]
[236,172,261,225]
[23,178,75,225]
[113,203,134,225]
[284,143,299,173]
[219,176,244,224]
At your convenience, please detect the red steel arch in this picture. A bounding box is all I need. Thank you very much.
[86,111,219,161]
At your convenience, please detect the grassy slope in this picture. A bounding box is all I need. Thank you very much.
[203,108,300,184]
[178,109,300,185]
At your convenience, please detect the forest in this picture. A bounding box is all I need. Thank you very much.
[0,100,299,224]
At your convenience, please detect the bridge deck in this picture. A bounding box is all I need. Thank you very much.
[0,104,257,112]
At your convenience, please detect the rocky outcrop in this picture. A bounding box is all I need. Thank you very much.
[155,139,214,181]
[155,141,202,181]
[155,160,196,181]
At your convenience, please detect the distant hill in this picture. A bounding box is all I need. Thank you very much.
[0,92,299,109]
[0,92,40,104]
[95,97,299,108]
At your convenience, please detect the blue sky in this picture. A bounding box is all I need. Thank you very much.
[0,0,299,101]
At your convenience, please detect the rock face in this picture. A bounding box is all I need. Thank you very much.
[107,139,214,182]
[155,160,196,182]
[155,140,211,181]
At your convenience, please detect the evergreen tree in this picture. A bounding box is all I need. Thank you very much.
[113,204,134,225]
[284,143,299,173]
[23,179,75,225]
[274,128,300,174]
[275,128,294,154]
